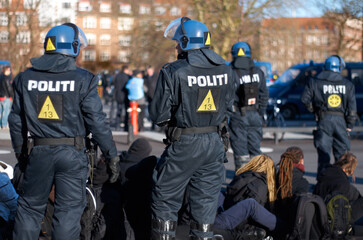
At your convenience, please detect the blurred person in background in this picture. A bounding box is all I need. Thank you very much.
[0,66,13,129]
[114,65,131,131]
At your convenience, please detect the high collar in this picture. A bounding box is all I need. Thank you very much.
[30,54,77,73]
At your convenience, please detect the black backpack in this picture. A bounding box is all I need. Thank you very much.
[287,193,330,240]
[325,192,352,239]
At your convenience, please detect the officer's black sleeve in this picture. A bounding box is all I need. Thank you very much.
[258,71,269,115]
[345,83,357,129]
[80,74,117,159]
[8,74,28,154]
[301,78,314,112]
[149,68,174,126]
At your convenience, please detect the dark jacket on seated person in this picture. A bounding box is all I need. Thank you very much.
[224,171,268,210]
[313,164,360,202]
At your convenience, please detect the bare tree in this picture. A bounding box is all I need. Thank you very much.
[0,0,47,75]
[316,0,363,60]
[191,0,303,60]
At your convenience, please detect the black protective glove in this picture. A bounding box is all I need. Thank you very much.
[108,156,120,183]
[15,152,28,172]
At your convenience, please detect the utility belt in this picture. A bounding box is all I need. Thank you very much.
[233,104,258,116]
[316,110,344,121]
[163,126,218,145]
[32,136,85,150]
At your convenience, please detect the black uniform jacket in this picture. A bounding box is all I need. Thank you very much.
[149,48,235,128]
[301,70,357,129]
[9,54,117,158]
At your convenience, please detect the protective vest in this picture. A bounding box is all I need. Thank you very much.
[126,77,144,101]
[235,68,260,109]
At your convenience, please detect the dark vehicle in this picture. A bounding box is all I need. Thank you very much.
[268,61,363,120]
[255,61,274,86]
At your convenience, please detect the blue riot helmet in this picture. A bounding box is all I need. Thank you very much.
[324,55,345,73]
[231,42,251,58]
[164,17,211,51]
[44,23,88,57]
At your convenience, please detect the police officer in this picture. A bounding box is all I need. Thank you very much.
[9,23,119,240]
[228,42,268,170]
[301,55,356,176]
[149,17,235,239]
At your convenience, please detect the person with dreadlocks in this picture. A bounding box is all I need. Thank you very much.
[276,146,309,200]
[274,147,309,238]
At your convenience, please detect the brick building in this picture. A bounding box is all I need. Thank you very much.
[260,17,362,74]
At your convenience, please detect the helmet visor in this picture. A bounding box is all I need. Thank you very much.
[164,18,182,39]
[78,27,88,49]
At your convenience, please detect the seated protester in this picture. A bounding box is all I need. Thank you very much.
[124,155,157,240]
[0,162,18,240]
[177,155,281,239]
[314,152,363,224]
[119,138,152,185]
[224,154,277,210]
[275,147,310,238]
[276,146,309,198]
[213,192,283,240]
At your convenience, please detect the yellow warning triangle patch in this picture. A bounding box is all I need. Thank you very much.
[205,33,211,46]
[46,38,56,51]
[197,90,216,111]
[38,96,60,119]
[238,48,245,56]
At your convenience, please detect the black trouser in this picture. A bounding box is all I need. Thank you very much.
[151,132,225,238]
[314,114,350,176]
[13,145,88,240]
[228,110,263,168]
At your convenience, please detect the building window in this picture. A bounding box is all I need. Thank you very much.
[100,34,111,45]
[100,2,111,12]
[83,50,96,61]
[118,50,129,62]
[119,3,131,14]
[170,6,181,16]
[86,33,96,45]
[118,17,133,31]
[79,0,92,11]
[321,35,328,45]
[100,17,111,29]
[0,0,11,8]
[139,4,150,15]
[100,51,111,61]
[0,13,8,26]
[63,2,71,9]
[118,35,131,46]
[16,31,30,43]
[24,0,37,9]
[83,17,97,29]
[155,6,166,15]
[0,31,8,43]
[16,13,27,26]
